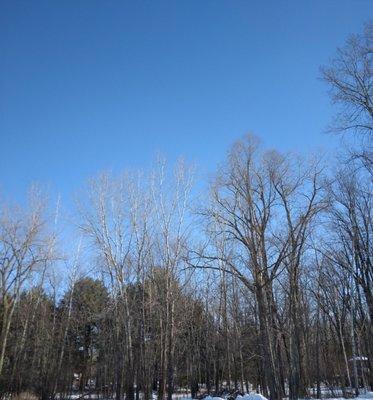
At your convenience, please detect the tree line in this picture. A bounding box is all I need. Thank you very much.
[0,21,372,400]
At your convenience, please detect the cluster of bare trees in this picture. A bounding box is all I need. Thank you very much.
[0,21,372,400]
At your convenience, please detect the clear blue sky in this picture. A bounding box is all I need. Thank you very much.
[1,0,372,204]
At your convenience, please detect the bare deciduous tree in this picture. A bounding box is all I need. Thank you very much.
[321,21,373,138]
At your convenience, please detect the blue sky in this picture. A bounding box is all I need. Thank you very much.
[1,0,372,205]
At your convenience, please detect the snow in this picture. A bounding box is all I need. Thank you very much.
[203,396,225,400]
[204,394,268,400]
[203,391,373,400]
[348,356,368,362]
[303,391,373,400]
[238,395,268,400]
[358,393,373,399]
[57,390,373,400]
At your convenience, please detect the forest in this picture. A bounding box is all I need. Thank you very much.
[0,21,372,400]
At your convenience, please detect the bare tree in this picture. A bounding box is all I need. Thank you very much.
[150,158,194,400]
[321,21,373,138]
[190,136,327,399]
[0,191,54,378]
[270,153,328,399]
[326,160,373,389]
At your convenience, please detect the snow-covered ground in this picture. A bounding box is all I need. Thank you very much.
[192,393,373,400]
[202,394,268,400]
[296,391,373,400]
[57,390,373,400]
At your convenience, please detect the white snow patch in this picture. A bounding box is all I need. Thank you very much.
[242,394,268,400]
[359,393,373,399]
[204,396,225,400]
[348,356,368,362]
